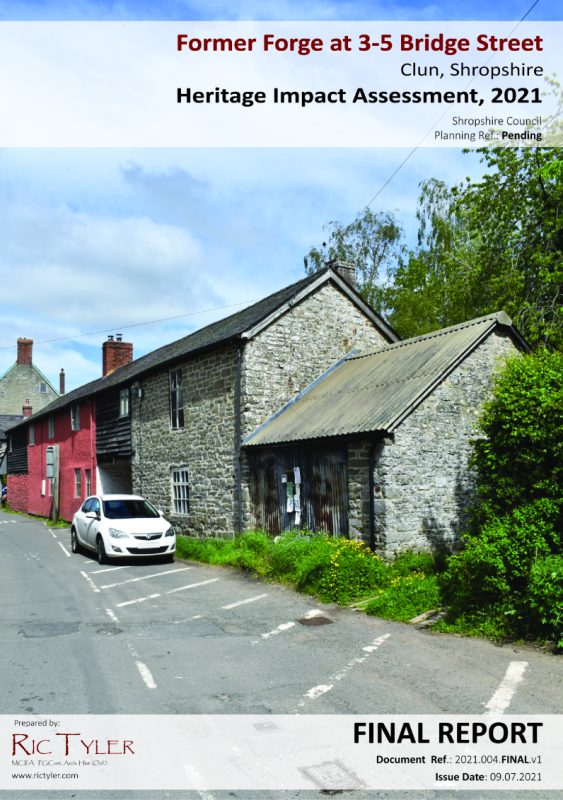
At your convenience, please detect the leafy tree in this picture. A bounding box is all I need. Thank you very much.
[390,147,563,347]
[442,350,563,644]
[304,208,403,311]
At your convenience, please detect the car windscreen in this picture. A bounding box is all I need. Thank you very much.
[102,499,160,519]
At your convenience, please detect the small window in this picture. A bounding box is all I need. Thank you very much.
[85,468,92,497]
[48,416,55,439]
[171,468,190,515]
[71,403,80,431]
[39,382,47,394]
[29,424,35,446]
[74,468,82,498]
[170,369,184,430]
[119,388,130,418]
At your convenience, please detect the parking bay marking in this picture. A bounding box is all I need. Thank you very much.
[58,541,71,558]
[80,571,101,593]
[167,578,219,594]
[297,633,391,708]
[221,593,269,610]
[117,593,161,608]
[485,661,528,714]
[100,567,192,589]
[89,565,129,575]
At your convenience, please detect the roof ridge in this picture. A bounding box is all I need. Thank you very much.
[349,311,510,361]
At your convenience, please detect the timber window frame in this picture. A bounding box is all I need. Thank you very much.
[119,388,130,418]
[29,423,35,446]
[171,467,190,515]
[47,415,55,439]
[74,468,82,498]
[169,368,184,430]
[71,402,80,432]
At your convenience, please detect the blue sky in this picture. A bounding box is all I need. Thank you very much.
[0,0,560,394]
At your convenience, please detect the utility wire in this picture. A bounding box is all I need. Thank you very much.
[0,299,261,351]
[363,0,542,211]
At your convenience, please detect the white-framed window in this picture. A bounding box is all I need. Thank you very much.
[85,469,92,497]
[74,468,82,498]
[171,468,190,515]
[39,382,47,394]
[29,423,35,446]
[170,369,184,430]
[71,403,80,432]
[48,416,55,439]
[119,388,130,417]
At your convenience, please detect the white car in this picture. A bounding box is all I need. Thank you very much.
[71,494,176,564]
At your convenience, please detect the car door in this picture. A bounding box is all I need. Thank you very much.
[75,498,92,542]
[84,497,101,549]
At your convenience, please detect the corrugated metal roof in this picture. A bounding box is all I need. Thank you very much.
[244,312,522,446]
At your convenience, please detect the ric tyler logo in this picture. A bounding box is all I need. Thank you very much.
[12,733,135,757]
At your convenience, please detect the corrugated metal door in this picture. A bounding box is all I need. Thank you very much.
[248,444,348,536]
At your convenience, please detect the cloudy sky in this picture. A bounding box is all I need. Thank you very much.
[0,0,560,393]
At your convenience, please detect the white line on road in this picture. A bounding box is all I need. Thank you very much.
[89,565,129,575]
[49,530,57,539]
[485,661,528,714]
[222,593,269,610]
[100,567,191,589]
[298,633,391,708]
[252,620,296,645]
[105,608,120,624]
[116,593,161,607]
[135,661,157,689]
[80,570,101,593]
[305,684,334,700]
[184,765,217,800]
[57,541,71,558]
[167,578,219,594]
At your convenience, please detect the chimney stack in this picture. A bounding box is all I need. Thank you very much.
[102,334,133,377]
[22,400,32,417]
[327,259,357,289]
[17,338,33,366]
[59,369,66,395]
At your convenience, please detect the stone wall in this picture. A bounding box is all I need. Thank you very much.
[131,344,238,538]
[240,281,391,530]
[240,282,390,438]
[0,365,58,415]
[370,330,518,556]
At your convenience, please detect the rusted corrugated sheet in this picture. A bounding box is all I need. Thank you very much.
[245,312,519,446]
[248,444,348,536]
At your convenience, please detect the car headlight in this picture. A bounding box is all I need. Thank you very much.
[108,528,129,539]
[165,526,175,537]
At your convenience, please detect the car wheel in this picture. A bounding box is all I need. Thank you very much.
[71,528,80,554]
[96,536,107,565]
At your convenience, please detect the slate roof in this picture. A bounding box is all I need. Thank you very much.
[0,415,24,441]
[244,312,527,447]
[6,267,396,431]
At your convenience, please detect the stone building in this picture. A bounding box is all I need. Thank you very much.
[6,266,396,533]
[0,338,59,415]
[244,312,527,555]
[5,270,526,554]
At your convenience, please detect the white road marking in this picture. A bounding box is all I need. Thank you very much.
[57,541,71,558]
[80,570,100,593]
[167,578,219,594]
[135,661,157,689]
[49,530,57,539]
[298,633,391,708]
[105,608,120,624]
[89,565,129,575]
[100,567,191,589]
[184,764,217,800]
[116,593,161,607]
[305,684,334,700]
[485,661,528,714]
[221,593,269,610]
[252,620,296,644]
